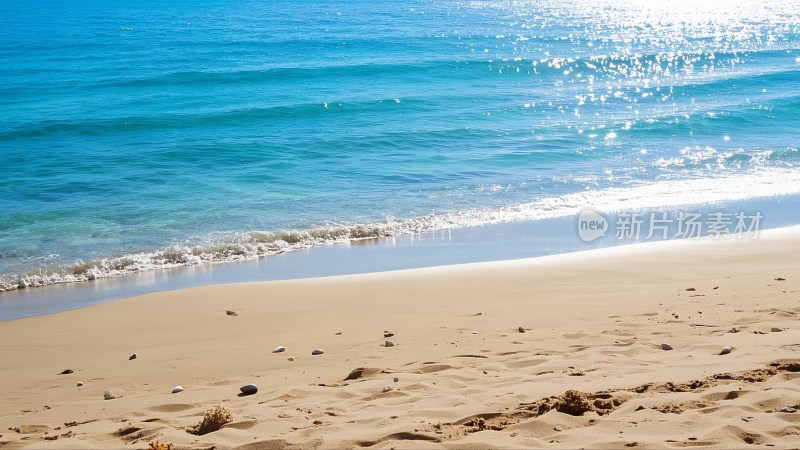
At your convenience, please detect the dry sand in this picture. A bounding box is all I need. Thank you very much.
[1,228,799,449]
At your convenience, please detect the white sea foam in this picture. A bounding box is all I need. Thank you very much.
[2,168,800,292]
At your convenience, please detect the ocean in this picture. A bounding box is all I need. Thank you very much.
[2,0,800,293]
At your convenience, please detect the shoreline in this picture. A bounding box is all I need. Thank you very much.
[4,192,800,322]
[0,223,798,448]
[3,178,800,296]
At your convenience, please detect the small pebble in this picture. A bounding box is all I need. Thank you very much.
[171,385,184,394]
[382,385,394,393]
[77,382,83,387]
[393,377,399,383]
[288,357,295,361]
[471,331,479,335]
[661,343,673,351]
[226,310,238,316]
[771,327,783,332]
[129,353,137,360]
[273,346,286,353]
[518,326,526,333]
[720,346,733,355]
[103,390,115,400]
[59,369,73,375]
[384,340,395,347]
[384,331,394,338]
[240,384,258,396]
[554,426,562,431]
[312,349,324,355]
[779,407,796,413]
[475,311,484,316]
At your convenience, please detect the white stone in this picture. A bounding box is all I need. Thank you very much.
[103,390,115,400]
[273,346,286,353]
[312,349,324,355]
[171,385,184,394]
[720,346,733,355]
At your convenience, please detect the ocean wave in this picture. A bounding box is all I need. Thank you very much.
[650,147,799,171]
[3,168,800,293]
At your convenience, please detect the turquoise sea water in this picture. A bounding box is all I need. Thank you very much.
[2,0,800,291]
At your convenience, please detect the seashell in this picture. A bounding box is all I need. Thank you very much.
[311,349,324,355]
[171,385,184,394]
[288,357,295,361]
[384,340,395,347]
[77,382,83,387]
[720,346,733,355]
[103,390,115,400]
[273,346,286,353]
[129,353,137,360]
[239,384,258,396]
[661,343,674,351]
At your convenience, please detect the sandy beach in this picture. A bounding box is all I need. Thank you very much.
[0,228,799,449]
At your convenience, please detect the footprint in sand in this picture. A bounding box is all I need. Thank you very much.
[344,367,384,381]
[417,364,452,374]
